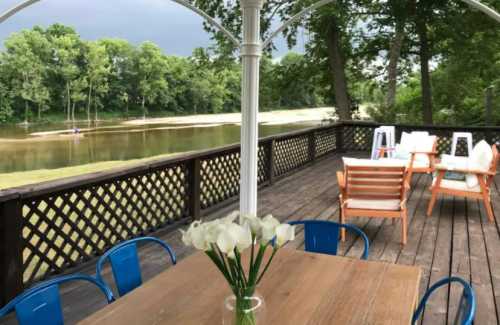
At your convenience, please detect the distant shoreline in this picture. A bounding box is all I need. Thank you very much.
[123,107,334,126]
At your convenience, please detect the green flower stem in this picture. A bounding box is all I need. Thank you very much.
[234,249,248,286]
[215,245,238,285]
[205,250,233,285]
[249,235,255,278]
[248,244,267,286]
[256,247,278,284]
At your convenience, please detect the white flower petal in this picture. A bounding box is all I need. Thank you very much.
[275,224,295,247]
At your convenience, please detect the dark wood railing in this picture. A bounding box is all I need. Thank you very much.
[1,121,499,305]
[0,123,340,305]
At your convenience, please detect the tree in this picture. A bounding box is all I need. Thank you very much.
[85,42,110,121]
[99,38,136,115]
[2,30,50,123]
[51,33,83,121]
[0,82,13,123]
[135,42,169,119]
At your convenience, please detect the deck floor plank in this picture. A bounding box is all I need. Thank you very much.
[468,197,498,325]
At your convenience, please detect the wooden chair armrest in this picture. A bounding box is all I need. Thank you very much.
[435,165,496,176]
[410,151,438,155]
[337,171,346,189]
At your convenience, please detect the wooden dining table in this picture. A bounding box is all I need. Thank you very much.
[79,248,421,325]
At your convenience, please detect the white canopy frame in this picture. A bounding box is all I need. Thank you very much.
[1,0,499,216]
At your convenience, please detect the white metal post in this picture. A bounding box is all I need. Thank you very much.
[239,0,263,216]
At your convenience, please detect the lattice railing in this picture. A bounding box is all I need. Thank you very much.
[274,133,311,177]
[0,124,339,302]
[20,163,190,285]
[4,121,496,303]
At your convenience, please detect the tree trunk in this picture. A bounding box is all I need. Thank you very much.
[66,83,71,122]
[385,23,405,109]
[416,19,433,125]
[24,101,29,124]
[142,96,146,120]
[38,103,41,120]
[95,102,98,122]
[325,18,351,121]
[72,102,76,122]
[87,82,93,122]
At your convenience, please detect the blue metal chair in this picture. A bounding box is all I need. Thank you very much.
[288,220,369,260]
[412,276,476,325]
[0,274,114,325]
[96,236,176,297]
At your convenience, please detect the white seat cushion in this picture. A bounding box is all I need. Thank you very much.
[346,199,401,211]
[433,178,481,193]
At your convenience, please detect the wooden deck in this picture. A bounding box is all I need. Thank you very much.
[2,151,500,325]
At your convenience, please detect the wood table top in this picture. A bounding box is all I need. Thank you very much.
[79,248,421,325]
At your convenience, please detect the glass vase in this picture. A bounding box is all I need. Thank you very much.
[222,286,266,325]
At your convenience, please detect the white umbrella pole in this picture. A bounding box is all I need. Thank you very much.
[239,0,263,216]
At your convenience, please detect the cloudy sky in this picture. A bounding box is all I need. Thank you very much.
[0,0,303,57]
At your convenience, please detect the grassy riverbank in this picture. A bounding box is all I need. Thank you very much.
[0,153,184,190]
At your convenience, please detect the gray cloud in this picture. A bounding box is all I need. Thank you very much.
[0,0,303,57]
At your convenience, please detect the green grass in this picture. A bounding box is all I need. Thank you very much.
[0,152,186,190]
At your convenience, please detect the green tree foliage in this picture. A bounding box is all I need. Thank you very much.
[0,24,323,124]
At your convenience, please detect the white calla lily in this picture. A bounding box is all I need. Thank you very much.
[260,214,280,243]
[217,226,237,257]
[275,224,295,247]
[240,214,261,235]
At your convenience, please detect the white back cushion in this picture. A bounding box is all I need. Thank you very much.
[465,140,493,188]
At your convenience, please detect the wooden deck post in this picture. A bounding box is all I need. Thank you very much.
[266,139,275,185]
[308,131,317,163]
[336,124,345,153]
[188,158,201,220]
[0,198,24,306]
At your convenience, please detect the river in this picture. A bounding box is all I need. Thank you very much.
[0,119,322,173]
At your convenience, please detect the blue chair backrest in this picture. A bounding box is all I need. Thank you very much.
[288,220,369,260]
[96,236,176,297]
[412,276,475,325]
[0,274,114,325]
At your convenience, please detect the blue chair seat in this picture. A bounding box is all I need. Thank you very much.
[0,274,114,325]
[96,236,176,297]
[288,220,369,260]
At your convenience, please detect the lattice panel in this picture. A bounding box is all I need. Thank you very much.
[200,150,240,210]
[274,134,310,177]
[21,164,190,285]
[199,147,269,210]
[343,126,375,151]
[315,128,337,158]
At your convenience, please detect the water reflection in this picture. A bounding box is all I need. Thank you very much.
[0,122,316,173]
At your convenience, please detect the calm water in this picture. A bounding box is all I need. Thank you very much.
[0,121,319,173]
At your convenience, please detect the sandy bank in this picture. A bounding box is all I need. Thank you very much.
[123,107,334,126]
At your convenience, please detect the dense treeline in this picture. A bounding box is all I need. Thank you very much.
[195,0,500,126]
[0,24,325,124]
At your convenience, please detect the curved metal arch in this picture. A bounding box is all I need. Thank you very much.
[0,0,240,47]
[461,0,500,24]
[262,0,335,49]
[262,0,500,49]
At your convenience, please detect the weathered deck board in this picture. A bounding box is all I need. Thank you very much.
[1,152,499,325]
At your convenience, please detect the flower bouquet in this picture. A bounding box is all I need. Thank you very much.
[181,211,295,325]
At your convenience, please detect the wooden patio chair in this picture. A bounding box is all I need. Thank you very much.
[379,132,439,182]
[337,161,411,245]
[427,144,498,222]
